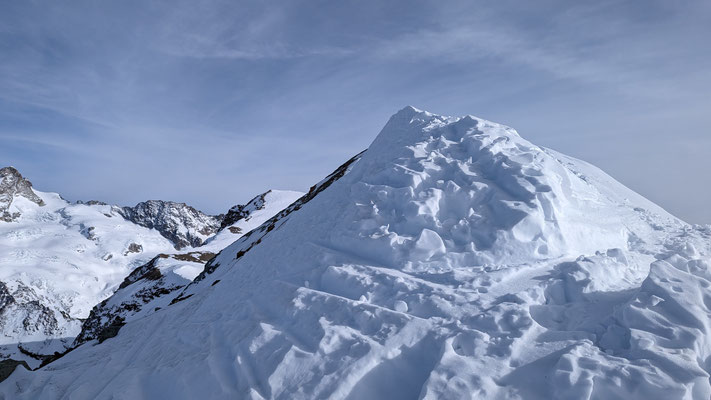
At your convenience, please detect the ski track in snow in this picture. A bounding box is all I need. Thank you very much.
[2,107,710,399]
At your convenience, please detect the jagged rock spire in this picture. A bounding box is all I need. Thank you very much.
[0,167,45,222]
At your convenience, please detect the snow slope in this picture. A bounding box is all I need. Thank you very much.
[3,107,710,399]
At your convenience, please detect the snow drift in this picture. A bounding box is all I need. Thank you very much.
[2,107,709,400]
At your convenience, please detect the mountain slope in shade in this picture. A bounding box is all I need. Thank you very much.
[4,107,711,400]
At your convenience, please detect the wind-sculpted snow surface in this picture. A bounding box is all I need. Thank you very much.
[4,107,710,399]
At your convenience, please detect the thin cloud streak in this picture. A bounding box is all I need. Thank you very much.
[0,0,708,223]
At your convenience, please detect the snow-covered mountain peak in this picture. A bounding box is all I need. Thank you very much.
[117,200,221,250]
[0,167,45,222]
[370,106,518,158]
[331,108,677,270]
[2,109,705,399]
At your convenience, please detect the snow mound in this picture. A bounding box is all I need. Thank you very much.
[323,106,666,270]
[5,107,708,400]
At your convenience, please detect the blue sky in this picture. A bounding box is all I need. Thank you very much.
[1,0,709,223]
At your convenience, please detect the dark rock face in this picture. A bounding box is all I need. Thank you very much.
[0,281,66,338]
[79,225,97,241]
[0,167,45,222]
[117,254,168,290]
[219,191,270,231]
[19,301,58,334]
[123,243,143,256]
[73,253,174,345]
[118,190,288,249]
[0,359,29,383]
[118,200,221,249]
[220,206,250,231]
[0,282,14,310]
[74,251,213,346]
[96,317,125,343]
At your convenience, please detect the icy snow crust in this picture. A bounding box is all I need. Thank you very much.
[5,107,711,399]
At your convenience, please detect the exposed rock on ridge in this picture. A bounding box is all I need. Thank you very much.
[0,167,45,222]
[117,200,221,250]
[219,190,269,231]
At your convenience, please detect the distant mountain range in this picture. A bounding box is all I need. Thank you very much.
[0,165,302,369]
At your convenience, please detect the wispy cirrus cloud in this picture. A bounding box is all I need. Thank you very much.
[0,0,709,222]
[366,1,710,101]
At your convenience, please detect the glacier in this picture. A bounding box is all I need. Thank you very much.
[0,165,302,368]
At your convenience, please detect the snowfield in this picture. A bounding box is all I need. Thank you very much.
[2,107,710,399]
[0,189,176,361]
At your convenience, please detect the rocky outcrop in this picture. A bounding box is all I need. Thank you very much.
[74,251,215,346]
[0,281,74,340]
[0,359,29,382]
[73,254,174,345]
[0,167,45,222]
[75,200,108,206]
[123,243,143,255]
[0,282,14,311]
[219,191,270,231]
[118,192,296,249]
[118,201,221,249]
